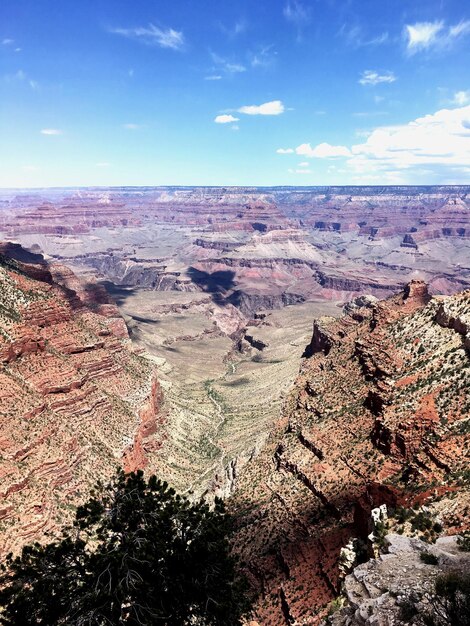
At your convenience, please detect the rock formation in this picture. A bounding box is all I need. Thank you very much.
[230,282,469,625]
[0,244,164,557]
[324,534,470,626]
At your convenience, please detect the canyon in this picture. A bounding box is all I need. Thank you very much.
[0,186,469,622]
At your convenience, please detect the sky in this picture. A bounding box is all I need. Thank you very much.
[1,0,469,187]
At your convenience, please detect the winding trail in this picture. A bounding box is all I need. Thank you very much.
[183,379,229,496]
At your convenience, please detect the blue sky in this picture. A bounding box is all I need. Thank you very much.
[1,0,469,187]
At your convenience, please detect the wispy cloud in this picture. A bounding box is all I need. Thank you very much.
[276,148,294,154]
[238,100,284,115]
[352,110,389,118]
[218,19,247,39]
[359,70,397,86]
[283,1,311,40]
[122,123,142,130]
[452,90,470,106]
[338,24,389,48]
[4,69,39,89]
[40,128,62,135]
[405,21,444,52]
[404,19,470,54]
[288,168,311,174]
[2,38,14,45]
[449,20,470,38]
[205,75,222,81]
[214,114,239,124]
[110,24,185,50]
[250,45,277,68]
[283,1,311,26]
[96,162,111,167]
[210,52,246,75]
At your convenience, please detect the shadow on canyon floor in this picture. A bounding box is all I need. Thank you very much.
[187,267,238,306]
[99,280,139,307]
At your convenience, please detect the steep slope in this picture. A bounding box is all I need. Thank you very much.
[230,282,469,625]
[0,244,164,557]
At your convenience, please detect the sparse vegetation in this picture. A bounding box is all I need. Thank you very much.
[398,571,470,626]
[420,551,439,565]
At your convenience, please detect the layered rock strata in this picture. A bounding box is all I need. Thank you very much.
[230,281,469,625]
[0,245,163,557]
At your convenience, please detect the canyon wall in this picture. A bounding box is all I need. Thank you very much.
[230,281,469,625]
[0,243,164,556]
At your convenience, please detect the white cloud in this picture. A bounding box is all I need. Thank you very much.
[349,106,470,167]
[276,148,294,154]
[405,21,444,51]
[452,90,470,106]
[214,114,239,124]
[288,168,311,174]
[225,62,246,73]
[298,161,309,167]
[238,100,284,115]
[2,38,14,45]
[96,162,111,167]
[110,24,184,50]
[40,128,62,135]
[123,123,141,130]
[359,70,397,86]
[405,19,470,53]
[205,75,222,80]
[296,142,352,158]
[300,105,470,182]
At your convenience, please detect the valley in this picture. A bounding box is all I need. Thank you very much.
[0,186,469,623]
[1,186,469,501]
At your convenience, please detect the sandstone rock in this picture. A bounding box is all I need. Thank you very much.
[0,246,164,557]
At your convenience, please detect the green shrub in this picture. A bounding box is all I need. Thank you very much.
[420,551,438,565]
[0,469,250,626]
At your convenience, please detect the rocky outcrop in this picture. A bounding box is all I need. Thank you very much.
[303,318,338,357]
[324,534,470,626]
[230,284,470,625]
[0,246,164,557]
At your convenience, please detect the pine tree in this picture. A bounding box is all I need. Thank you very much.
[0,470,250,625]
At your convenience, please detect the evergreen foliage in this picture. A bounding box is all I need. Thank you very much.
[0,470,249,625]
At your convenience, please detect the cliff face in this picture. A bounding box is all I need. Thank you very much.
[0,244,164,557]
[230,281,469,625]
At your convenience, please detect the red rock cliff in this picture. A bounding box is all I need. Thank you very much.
[230,281,469,625]
[0,245,164,557]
